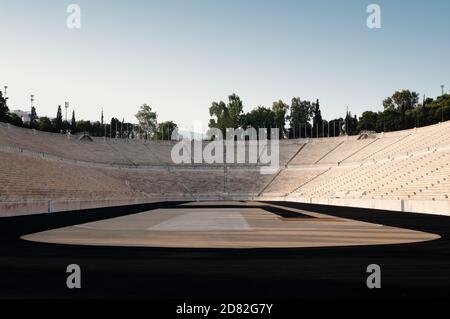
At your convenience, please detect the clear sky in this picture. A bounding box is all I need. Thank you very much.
[1,0,449,132]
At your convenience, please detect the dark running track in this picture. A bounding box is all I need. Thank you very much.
[0,201,450,299]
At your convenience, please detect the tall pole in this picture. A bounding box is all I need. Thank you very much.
[30,94,34,126]
[3,86,7,107]
[64,102,68,123]
[441,85,445,122]
[64,102,69,132]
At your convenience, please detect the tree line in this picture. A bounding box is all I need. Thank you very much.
[208,90,450,138]
[1,87,449,141]
[0,93,178,140]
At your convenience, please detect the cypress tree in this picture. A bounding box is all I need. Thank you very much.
[71,110,77,133]
[56,105,63,132]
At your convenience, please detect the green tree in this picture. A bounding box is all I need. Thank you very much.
[312,99,323,137]
[55,105,63,132]
[272,100,288,138]
[328,118,344,137]
[421,97,434,125]
[155,121,178,140]
[242,106,276,138]
[427,94,450,123]
[209,94,244,135]
[110,118,120,138]
[357,111,378,132]
[29,106,38,129]
[289,97,313,138]
[227,94,243,128]
[209,100,227,134]
[71,110,77,133]
[344,111,358,135]
[91,121,104,137]
[7,113,23,127]
[383,90,419,129]
[0,91,9,122]
[135,104,157,138]
[376,108,400,132]
[37,117,53,132]
[77,120,92,134]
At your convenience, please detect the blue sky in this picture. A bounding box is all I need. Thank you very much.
[1,0,449,131]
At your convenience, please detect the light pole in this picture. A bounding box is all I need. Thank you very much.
[30,94,34,125]
[3,86,8,107]
[441,86,445,122]
[3,86,9,116]
[64,102,69,132]
[101,108,105,138]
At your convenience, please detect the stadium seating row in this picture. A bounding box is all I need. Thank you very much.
[1,121,450,206]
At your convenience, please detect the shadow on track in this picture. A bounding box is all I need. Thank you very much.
[1,201,449,299]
